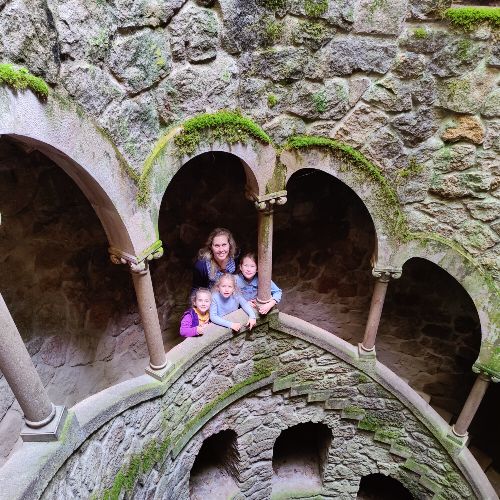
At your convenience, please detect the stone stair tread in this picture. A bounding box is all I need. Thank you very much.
[307,391,332,402]
[485,467,500,493]
[416,390,432,404]
[324,398,347,410]
[432,405,453,424]
[469,445,493,471]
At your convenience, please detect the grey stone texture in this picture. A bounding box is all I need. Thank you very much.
[42,320,475,499]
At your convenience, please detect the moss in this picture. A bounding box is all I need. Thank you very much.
[258,0,287,10]
[343,405,365,417]
[266,161,287,193]
[368,0,388,17]
[443,7,500,32]
[299,19,326,41]
[456,39,472,61]
[311,90,327,114]
[413,27,428,38]
[263,19,284,46]
[396,156,423,181]
[0,63,49,98]
[304,0,328,17]
[446,79,470,98]
[284,135,407,237]
[475,342,500,378]
[267,93,278,108]
[173,110,272,158]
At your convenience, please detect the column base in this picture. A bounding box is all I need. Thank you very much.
[21,405,67,442]
[145,361,172,381]
[446,426,470,448]
[358,343,377,359]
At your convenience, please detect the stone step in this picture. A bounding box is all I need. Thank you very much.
[307,391,332,403]
[485,467,500,493]
[400,377,432,404]
[469,445,493,471]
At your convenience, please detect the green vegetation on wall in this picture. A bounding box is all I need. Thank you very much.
[304,0,328,17]
[0,63,49,98]
[443,7,500,31]
[284,135,407,237]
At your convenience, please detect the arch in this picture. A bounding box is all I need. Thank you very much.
[357,473,413,499]
[280,145,401,267]
[142,125,274,232]
[0,88,157,260]
[392,236,500,378]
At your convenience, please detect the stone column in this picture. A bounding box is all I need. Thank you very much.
[0,294,55,427]
[452,373,491,438]
[359,267,401,355]
[254,192,287,304]
[110,244,170,380]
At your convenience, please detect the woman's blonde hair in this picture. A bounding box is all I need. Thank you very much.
[198,228,237,280]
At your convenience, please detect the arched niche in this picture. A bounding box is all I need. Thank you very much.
[392,237,499,378]
[143,127,274,233]
[274,168,376,342]
[379,257,481,414]
[271,422,332,497]
[189,429,240,499]
[151,151,258,344]
[280,147,400,267]
[356,473,413,499]
[0,88,156,258]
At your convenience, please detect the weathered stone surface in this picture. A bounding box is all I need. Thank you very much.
[391,107,439,147]
[353,0,407,36]
[454,220,499,253]
[0,0,59,82]
[108,29,171,93]
[157,53,239,124]
[400,28,449,54]
[288,0,355,30]
[114,0,184,27]
[60,63,124,115]
[319,37,397,76]
[291,18,335,51]
[466,198,500,222]
[430,170,492,199]
[263,115,306,144]
[441,115,485,144]
[334,103,388,147]
[169,4,219,63]
[409,73,438,106]
[407,0,451,20]
[481,88,500,118]
[363,127,406,175]
[392,52,426,79]
[432,143,476,172]
[429,39,487,78]
[363,77,412,112]
[490,42,500,68]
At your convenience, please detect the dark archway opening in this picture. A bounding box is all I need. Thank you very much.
[0,136,144,465]
[153,152,257,345]
[356,473,414,499]
[272,422,332,496]
[189,429,240,500]
[274,168,376,341]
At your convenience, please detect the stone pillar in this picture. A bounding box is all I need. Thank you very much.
[452,373,491,438]
[0,294,55,427]
[110,243,170,380]
[254,192,287,304]
[359,267,401,355]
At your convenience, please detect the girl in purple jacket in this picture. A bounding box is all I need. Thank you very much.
[179,288,212,337]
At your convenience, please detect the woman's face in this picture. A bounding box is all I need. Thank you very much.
[211,234,230,264]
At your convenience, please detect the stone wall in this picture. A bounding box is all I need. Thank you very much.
[41,314,480,500]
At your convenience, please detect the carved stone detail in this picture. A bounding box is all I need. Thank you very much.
[251,190,288,212]
[108,243,164,274]
[372,267,402,282]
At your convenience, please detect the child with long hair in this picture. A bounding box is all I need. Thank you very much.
[236,252,282,315]
[193,228,238,290]
[179,288,212,337]
[210,273,256,332]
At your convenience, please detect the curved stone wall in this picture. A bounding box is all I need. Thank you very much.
[1,312,494,499]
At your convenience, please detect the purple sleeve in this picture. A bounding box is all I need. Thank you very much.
[180,312,198,337]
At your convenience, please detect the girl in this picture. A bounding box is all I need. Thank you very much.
[210,273,256,332]
[179,288,212,337]
[236,252,282,315]
[193,228,238,290]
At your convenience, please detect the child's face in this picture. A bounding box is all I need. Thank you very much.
[219,277,235,298]
[194,292,211,313]
[240,257,257,280]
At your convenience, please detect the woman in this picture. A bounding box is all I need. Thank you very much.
[192,228,238,290]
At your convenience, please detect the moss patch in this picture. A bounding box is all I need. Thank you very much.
[443,7,500,31]
[284,135,406,237]
[268,93,278,108]
[413,27,428,38]
[263,19,284,46]
[304,0,328,17]
[258,0,287,10]
[0,63,49,98]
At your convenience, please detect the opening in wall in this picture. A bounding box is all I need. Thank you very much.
[356,473,414,499]
[189,429,240,500]
[272,422,332,498]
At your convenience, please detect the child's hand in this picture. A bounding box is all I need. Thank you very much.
[258,299,276,315]
[196,325,206,336]
[231,322,242,332]
[247,318,257,330]
[250,299,258,309]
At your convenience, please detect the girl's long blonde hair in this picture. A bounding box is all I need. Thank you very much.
[198,228,237,280]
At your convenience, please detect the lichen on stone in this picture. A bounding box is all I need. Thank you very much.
[0,63,49,98]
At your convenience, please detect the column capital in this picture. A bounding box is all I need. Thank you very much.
[249,191,287,212]
[372,266,402,282]
[109,241,164,274]
[472,363,499,383]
